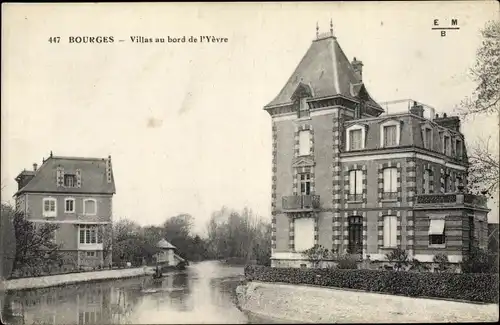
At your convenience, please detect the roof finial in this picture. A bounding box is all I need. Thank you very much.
[50,150,53,157]
[330,18,334,36]
[316,22,319,39]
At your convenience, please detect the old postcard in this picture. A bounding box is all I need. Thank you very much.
[1,1,499,324]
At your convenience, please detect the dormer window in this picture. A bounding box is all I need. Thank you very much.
[350,129,362,150]
[346,124,366,151]
[64,174,77,187]
[298,98,310,118]
[456,139,462,159]
[443,135,451,155]
[383,125,397,147]
[380,120,401,148]
[423,127,432,150]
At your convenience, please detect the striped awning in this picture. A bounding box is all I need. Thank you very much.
[429,219,445,235]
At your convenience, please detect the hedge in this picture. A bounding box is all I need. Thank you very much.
[244,265,499,303]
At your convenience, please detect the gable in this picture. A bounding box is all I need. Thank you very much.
[345,122,368,130]
[291,82,314,101]
[292,156,315,168]
[379,117,403,126]
[420,121,433,129]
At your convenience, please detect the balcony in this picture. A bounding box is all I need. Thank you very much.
[282,195,320,212]
[416,193,457,205]
[415,192,488,209]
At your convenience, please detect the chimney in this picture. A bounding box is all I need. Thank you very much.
[352,57,363,81]
[434,114,461,132]
[33,163,38,171]
[409,101,424,117]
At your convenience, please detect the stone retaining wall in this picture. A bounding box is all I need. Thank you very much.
[236,281,499,323]
[2,267,150,291]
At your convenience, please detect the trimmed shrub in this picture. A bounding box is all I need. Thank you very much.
[336,254,358,269]
[244,265,499,303]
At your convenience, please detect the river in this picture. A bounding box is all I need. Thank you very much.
[2,261,276,324]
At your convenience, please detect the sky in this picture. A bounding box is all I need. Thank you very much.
[1,1,499,235]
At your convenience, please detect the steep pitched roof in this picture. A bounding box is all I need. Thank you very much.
[265,34,382,111]
[15,155,116,196]
[157,239,176,249]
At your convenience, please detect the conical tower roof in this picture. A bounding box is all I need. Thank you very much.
[265,32,382,112]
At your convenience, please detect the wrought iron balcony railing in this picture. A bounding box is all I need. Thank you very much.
[382,192,398,200]
[347,194,363,202]
[282,195,320,211]
[415,192,488,208]
[416,193,457,204]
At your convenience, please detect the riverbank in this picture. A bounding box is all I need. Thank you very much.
[236,281,499,323]
[1,267,157,291]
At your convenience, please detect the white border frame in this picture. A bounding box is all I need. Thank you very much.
[64,197,75,213]
[379,119,401,148]
[345,124,366,151]
[42,197,57,217]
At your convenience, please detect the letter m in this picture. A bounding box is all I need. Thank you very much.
[451,19,458,26]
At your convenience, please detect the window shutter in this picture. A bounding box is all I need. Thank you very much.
[294,218,315,252]
[349,171,356,195]
[390,217,397,246]
[423,170,429,193]
[355,170,363,194]
[76,169,82,188]
[383,217,391,247]
[299,131,310,156]
[390,168,397,192]
[56,167,64,187]
[383,169,391,192]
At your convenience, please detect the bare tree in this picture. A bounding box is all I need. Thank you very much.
[459,20,500,120]
[456,20,500,198]
[2,203,62,277]
[99,224,113,267]
[467,136,499,198]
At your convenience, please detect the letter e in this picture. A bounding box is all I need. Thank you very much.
[434,19,439,26]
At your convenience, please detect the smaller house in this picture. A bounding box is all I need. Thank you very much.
[155,239,185,266]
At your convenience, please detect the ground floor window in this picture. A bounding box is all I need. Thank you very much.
[348,216,362,254]
[383,216,397,248]
[78,311,101,325]
[428,218,446,246]
[79,225,103,244]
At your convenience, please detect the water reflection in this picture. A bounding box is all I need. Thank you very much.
[2,261,268,325]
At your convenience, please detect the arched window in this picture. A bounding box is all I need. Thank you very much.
[348,216,363,254]
[83,199,97,215]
